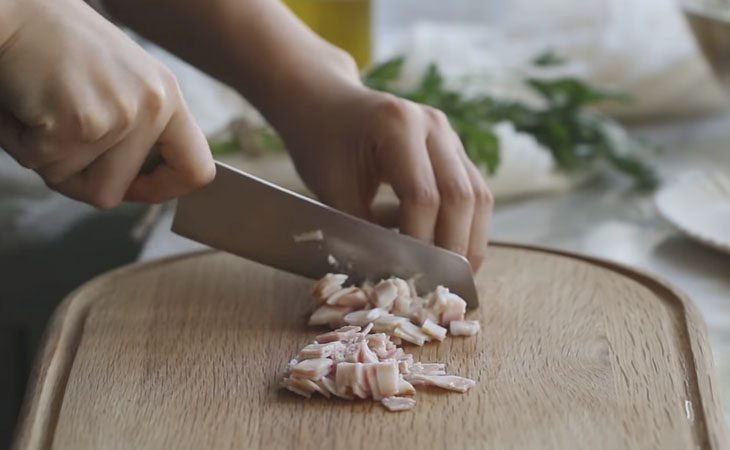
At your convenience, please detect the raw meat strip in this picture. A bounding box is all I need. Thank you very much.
[381,396,416,412]
[450,320,481,337]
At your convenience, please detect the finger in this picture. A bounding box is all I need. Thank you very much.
[379,133,440,241]
[459,151,493,270]
[11,87,117,169]
[427,128,475,257]
[33,125,133,184]
[124,105,214,203]
[0,107,126,182]
[53,126,153,209]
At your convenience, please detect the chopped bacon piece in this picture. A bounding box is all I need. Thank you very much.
[409,303,438,327]
[450,320,481,337]
[366,333,389,352]
[434,287,467,325]
[285,275,481,411]
[372,315,408,333]
[398,360,410,374]
[421,319,447,342]
[334,362,357,399]
[393,321,430,346]
[315,325,361,343]
[441,300,467,325]
[381,396,416,412]
[376,362,400,397]
[299,341,346,360]
[313,378,332,398]
[281,320,475,411]
[312,274,348,301]
[292,358,333,380]
[326,287,369,308]
[409,363,446,376]
[365,364,382,400]
[344,308,388,327]
[317,376,339,398]
[373,280,398,310]
[310,274,474,345]
[357,340,379,364]
[397,379,416,396]
[391,278,412,316]
[284,377,319,398]
[404,374,476,393]
[309,305,353,327]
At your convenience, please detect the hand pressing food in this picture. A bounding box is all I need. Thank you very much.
[280,324,476,412]
[309,273,478,345]
[1,0,492,269]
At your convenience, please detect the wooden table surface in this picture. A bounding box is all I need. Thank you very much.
[12,244,728,450]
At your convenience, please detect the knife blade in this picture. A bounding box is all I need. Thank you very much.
[171,161,479,308]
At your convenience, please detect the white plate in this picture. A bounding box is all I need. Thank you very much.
[656,172,730,253]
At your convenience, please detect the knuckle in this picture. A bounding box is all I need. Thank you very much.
[406,183,440,209]
[144,82,167,116]
[378,95,414,124]
[332,47,359,78]
[424,107,449,127]
[116,102,137,133]
[161,68,182,99]
[441,179,474,205]
[28,113,57,134]
[145,67,178,115]
[473,182,494,209]
[71,109,108,143]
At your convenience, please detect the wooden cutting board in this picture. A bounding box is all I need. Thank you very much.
[12,244,727,450]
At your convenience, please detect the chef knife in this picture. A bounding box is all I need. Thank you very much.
[171,161,479,308]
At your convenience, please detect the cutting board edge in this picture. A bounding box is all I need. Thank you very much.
[10,250,213,450]
[495,242,728,449]
[10,243,728,450]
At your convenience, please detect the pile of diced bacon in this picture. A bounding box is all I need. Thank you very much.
[308,274,480,344]
[280,323,476,411]
[280,274,481,411]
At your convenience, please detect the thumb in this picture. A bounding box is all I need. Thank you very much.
[125,105,215,203]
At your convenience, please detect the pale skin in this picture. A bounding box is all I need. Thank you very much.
[0,0,493,268]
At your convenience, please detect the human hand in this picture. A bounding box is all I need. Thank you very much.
[278,78,493,269]
[0,0,214,208]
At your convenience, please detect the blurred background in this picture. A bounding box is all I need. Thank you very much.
[2,0,730,446]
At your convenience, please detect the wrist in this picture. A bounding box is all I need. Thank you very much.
[261,44,365,134]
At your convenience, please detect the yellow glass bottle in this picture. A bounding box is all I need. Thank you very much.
[283,0,371,69]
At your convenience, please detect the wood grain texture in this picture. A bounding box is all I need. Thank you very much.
[11,244,727,450]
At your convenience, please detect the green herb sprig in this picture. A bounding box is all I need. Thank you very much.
[364,53,659,189]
